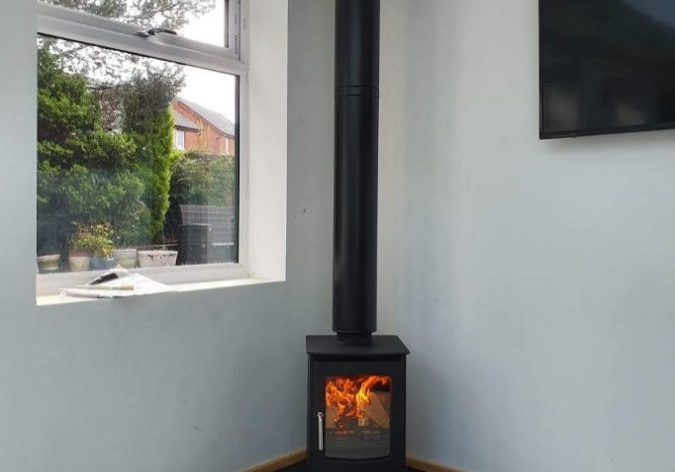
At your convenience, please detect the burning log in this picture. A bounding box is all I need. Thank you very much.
[326,405,338,427]
[361,392,390,428]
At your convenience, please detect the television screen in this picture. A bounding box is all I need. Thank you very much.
[540,0,675,138]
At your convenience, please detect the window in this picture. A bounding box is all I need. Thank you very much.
[174,130,185,150]
[40,0,240,49]
[36,0,248,294]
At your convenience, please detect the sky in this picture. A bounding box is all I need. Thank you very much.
[176,1,237,123]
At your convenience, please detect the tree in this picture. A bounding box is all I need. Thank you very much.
[120,71,182,243]
[37,48,151,254]
[43,0,215,30]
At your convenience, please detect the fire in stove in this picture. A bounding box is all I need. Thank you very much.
[325,375,391,429]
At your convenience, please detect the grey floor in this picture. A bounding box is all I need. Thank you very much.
[279,463,422,472]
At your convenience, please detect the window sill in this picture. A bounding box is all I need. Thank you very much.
[37,262,251,296]
[36,276,282,307]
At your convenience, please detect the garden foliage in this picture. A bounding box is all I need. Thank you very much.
[37,47,234,257]
[36,48,175,254]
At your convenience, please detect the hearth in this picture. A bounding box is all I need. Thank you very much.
[306,1,409,471]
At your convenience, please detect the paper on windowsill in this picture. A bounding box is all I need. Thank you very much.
[62,268,174,299]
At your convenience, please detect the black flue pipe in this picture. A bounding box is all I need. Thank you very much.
[333,0,380,343]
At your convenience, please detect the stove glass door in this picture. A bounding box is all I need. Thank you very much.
[324,374,392,460]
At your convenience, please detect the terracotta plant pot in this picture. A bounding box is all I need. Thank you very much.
[37,254,60,273]
[69,254,91,272]
[111,248,138,269]
[138,250,178,268]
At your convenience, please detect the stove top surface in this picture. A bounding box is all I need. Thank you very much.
[306,335,409,359]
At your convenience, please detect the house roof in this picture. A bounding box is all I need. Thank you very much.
[172,109,200,131]
[175,97,235,137]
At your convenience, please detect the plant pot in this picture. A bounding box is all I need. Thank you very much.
[112,248,138,269]
[138,250,178,268]
[90,256,116,271]
[37,254,60,273]
[69,254,91,272]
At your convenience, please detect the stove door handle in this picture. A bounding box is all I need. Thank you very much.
[317,412,324,451]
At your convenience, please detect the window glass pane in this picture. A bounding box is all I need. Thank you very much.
[37,36,238,274]
[42,0,229,48]
[174,130,185,150]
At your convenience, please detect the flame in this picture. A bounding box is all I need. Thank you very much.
[325,375,390,425]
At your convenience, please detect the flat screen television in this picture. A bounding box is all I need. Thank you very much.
[540,0,675,138]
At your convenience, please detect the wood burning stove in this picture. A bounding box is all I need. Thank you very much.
[307,337,408,471]
[306,1,409,470]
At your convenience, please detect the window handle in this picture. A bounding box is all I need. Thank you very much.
[136,27,178,38]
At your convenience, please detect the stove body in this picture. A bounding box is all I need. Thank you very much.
[307,336,408,471]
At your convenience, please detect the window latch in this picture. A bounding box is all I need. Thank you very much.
[136,27,178,38]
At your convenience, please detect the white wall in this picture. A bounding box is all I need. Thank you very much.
[0,1,333,471]
[379,1,675,471]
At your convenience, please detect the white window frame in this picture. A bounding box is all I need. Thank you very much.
[36,0,251,297]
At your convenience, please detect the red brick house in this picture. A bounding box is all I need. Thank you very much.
[171,98,236,156]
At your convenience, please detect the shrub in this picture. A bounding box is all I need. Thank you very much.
[170,152,236,207]
[37,161,151,255]
[162,152,236,244]
[69,224,113,257]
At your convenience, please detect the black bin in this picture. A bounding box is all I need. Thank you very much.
[178,224,210,265]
